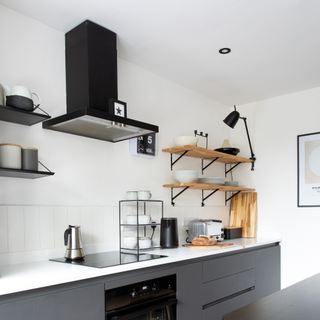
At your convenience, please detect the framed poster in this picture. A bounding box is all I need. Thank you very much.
[298,132,320,207]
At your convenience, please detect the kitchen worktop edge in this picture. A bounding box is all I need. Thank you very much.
[0,236,281,297]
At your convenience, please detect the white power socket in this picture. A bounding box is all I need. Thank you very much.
[182,217,197,227]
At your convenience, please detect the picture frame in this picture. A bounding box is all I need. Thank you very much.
[297,132,320,207]
[108,99,127,118]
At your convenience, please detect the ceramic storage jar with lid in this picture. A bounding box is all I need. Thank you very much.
[0,143,22,169]
[22,147,38,171]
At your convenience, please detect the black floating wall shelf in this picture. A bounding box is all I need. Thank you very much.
[0,167,54,179]
[0,104,51,126]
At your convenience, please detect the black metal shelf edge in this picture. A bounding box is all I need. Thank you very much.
[121,246,161,250]
[120,223,161,226]
[0,104,51,126]
[120,200,163,202]
[0,167,55,179]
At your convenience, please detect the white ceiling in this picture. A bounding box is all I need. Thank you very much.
[1,0,320,106]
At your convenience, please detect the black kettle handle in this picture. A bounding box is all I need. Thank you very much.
[64,228,71,246]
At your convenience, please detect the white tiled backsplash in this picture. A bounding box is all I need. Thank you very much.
[0,205,229,265]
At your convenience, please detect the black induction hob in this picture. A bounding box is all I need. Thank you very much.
[50,251,167,268]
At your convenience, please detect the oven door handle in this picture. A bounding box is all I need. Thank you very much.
[110,298,177,320]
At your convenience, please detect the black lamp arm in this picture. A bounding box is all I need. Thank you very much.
[240,117,256,170]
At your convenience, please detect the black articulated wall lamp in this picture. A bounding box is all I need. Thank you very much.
[223,105,256,170]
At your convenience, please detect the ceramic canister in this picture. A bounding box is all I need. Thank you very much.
[0,143,22,169]
[22,147,38,171]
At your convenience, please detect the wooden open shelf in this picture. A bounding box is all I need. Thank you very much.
[162,145,254,165]
[163,182,255,192]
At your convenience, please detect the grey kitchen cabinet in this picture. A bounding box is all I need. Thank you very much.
[177,261,203,319]
[0,283,104,320]
[0,243,280,320]
[254,244,281,300]
[176,244,280,320]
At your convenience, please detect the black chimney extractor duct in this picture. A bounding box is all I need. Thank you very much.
[43,20,158,142]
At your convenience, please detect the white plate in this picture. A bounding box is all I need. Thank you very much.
[197,177,225,184]
[225,181,239,186]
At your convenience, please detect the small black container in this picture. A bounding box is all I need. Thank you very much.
[224,227,242,239]
[160,217,179,248]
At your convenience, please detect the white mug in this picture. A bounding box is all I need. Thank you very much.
[138,190,152,200]
[126,191,138,200]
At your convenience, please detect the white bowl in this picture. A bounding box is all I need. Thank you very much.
[139,237,152,249]
[174,136,199,147]
[174,170,198,183]
[174,176,198,183]
[127,215,138,224]
[174,170,198,175]
[139,215,151,224]
[127,215,151,224]
[123,236,137,248]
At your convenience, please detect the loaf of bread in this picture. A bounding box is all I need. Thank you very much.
[192,235,217,246]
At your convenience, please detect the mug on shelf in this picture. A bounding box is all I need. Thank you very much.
[138,190,152,200]
[126,191,138,200]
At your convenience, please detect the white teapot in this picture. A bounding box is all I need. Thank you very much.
[0,83,41,111]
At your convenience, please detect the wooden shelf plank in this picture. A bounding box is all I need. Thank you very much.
[163,182,255,192]
[162,145,254,164]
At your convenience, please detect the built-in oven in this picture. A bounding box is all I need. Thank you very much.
[105,274,177,320]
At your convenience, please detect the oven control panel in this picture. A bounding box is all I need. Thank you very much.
[130,281,159,299]
[105,274,177,312]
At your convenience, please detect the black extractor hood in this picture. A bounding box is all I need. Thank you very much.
[42,20,159,142]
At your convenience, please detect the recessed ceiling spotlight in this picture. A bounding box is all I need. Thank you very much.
[219,48,231,54]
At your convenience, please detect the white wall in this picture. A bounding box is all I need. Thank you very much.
[232,87,320,288]
[0,6,232,264]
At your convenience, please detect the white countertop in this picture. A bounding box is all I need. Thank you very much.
[0,237,281,296]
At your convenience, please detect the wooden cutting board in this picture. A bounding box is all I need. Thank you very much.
[185,243,245,248]
[230,192,257,237]
[186,243,233,248]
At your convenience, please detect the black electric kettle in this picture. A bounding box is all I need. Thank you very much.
[64,225,85,260]
[160,218,179,248]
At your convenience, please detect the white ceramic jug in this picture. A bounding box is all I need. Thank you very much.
[0,83,41,111]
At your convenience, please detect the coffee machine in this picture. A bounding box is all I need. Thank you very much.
[64,225,85,260]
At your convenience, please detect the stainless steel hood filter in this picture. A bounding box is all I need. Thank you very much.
[42,20,158,142]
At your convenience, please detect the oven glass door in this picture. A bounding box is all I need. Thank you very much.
[107,298,177,320]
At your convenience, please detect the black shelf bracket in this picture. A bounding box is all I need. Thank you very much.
[225,191,241,204]
[170,151,189,170]
[202,158,219,174]
[201,189,219,207]
[225,162,241,176]
[171,187,190,206]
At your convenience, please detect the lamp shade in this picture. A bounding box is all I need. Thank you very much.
[223,110,240,129]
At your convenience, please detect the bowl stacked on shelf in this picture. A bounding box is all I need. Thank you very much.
[173,136,199,146]
[174,170,198,183]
